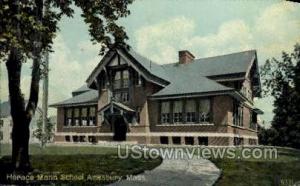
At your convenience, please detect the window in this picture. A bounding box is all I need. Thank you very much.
[114,92,129,103]
[199,99,211,122]
[186,100,196,122]
[81,108,88,126]
[122,70,129,88]
[64,106,97,127]
[172,137,181,145]
[89,107,96,126]
[161,101,170,123]
[66,108,72,126]
[121,92,129,102]
[113,70,129,89]
[74,108,80,126]
[72,136,79,143]
[234,137,244,146]
[185,137,194,145]
[79,136,86,142]
[88,136,97,143]
[160,136,169,144]
[65,136,71,142]
[0,120,3,127]
[249,139,257,145]
[114,71,122,89]
[114,92,121,102]
[233,101,243,126]
[198,137,208,146]
[173,100,183,123]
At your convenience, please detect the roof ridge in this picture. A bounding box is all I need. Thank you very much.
[194,49,256,61]
[161,49,256,66]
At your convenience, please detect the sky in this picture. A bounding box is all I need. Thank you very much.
[0,0,300,127]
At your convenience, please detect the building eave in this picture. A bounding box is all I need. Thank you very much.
[49,101,97,108]
[149,90,233,100]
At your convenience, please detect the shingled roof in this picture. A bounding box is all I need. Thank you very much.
[51,48,258,106]
[163,50,256,77]
[51,89,98,107]
[151,50,256,97]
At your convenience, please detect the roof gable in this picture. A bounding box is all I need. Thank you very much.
[86,47,169,89]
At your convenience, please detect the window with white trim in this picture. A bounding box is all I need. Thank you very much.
[81,108,88,126]
[161,101,170,123]
[122,70,129,88]
[74,108,80,126]
[186,100,196,123]
[114,71,122,89]
[173,100,183,123]
[66,108,72,126]
[199,99,211,123]
[233,101,243,126]
[89,107,96,126]
[114,92,129,103]
[113,70,129,89]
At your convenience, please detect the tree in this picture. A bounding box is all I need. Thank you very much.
[33,115,54,147]
[260,43,300,149]
[0,0,133,171]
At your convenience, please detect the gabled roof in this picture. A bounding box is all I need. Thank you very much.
[50,90,98,107]
[151,50,257,97]
[163,50,256,77]
[52,48,259,106]
[86,47,169,89]
[151,73,233,97]
[99,101,135,113]
[125,48,170,83]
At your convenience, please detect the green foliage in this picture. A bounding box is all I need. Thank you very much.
[260,43,300,149]
[0,0,133,62]
[33,115,54,146]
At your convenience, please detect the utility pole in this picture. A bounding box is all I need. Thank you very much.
[41,51,49,147]
[41,1,49,147]
[0,62,2,150]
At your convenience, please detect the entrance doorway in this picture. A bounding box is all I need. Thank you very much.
[112,115,127,141]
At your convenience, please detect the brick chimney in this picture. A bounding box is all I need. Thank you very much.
[179,50,195,64]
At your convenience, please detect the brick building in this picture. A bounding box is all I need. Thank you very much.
[51,47,263,146]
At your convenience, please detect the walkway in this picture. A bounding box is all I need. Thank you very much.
[109,149,221,186]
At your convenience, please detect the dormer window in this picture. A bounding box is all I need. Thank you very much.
[113,69,129,89]
[123,70,129,88]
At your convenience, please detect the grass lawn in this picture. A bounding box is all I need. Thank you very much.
[0,143,162,185]
[210,147,300,186]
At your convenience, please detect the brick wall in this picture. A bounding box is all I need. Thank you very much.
[213,96,232,126]
[56,108,65,132]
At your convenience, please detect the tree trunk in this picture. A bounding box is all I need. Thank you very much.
[6,48,31,171]
[6,45,41,171]
[5,0,43,171]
